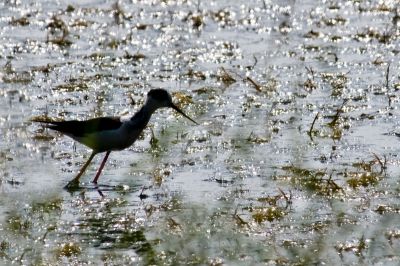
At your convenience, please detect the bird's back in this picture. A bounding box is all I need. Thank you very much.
[38,117,122,137]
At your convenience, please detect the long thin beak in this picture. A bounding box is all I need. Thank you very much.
[171,104,198,125]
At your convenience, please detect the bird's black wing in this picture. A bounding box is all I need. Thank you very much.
[36,117,123,137]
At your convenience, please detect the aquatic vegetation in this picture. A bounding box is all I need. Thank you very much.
[0,0,399,265]
[252,206,286,223]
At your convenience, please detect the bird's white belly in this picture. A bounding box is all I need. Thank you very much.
[74,126,140,152]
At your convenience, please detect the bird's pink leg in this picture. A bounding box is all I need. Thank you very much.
[92,151,111,184]
[65,151,96,189]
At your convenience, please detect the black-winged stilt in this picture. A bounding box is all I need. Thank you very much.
[35,89,197,189]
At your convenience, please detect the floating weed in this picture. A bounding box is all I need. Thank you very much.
[150,128,160,153]
[55,242,81,258]
[374,205,400,215]
[154,205,268,265]
[134,23,148,30]
[114,230,151,249]
[278,21,292,34]
[159,196,184,212]
[335,236,368,258]
[377,30,396,44]
[70,18,91,28]
[31,198,63,214]
[152,166,171,187]
[373,3,393,12]
[183,69,206,81]
[282,166,343,196]
[0,151,14,163]
[346,155,386,189]
[241,94,263,113]
[335,211,358,227]
[266,78,279,93]
[7,215,31,235]
[111,2,132,24]
[246,132,269,144]
[233,212,249,228]
[352,161,373,172]
[246,77,279,95]
[326,99,348,128]
[322,16,347,26]
[167,217,182,232]
[245,76,262,92]
[183,12,204,30]
[303,44,320,52]
[123,51,146,61]
[372,57,385,66]
[46,16,69,35]
[31,64,55,74]
[100,252,124,265]
[303,78,317,92]
[244,191,290,225]
[9,16,29,26]
[87,52,111,60]
[211,9,234,26]
[309,220,332,233]
[359,113,375,120]
[111,231,158,265]
[385,63,393,107]
[53,152,72,161]
[256,190,292,208]
[347,172,380,189]
[2,69,33,84]
[310,119,345,141]
[328,3,341,10]
[0,241,9,259]
[193,86,218,95]
[190,15,203,30]
[46,16,71,47]
[144,204,157,218]
[172,91,193,105]
[308,112,319,140]
[105,39,121,49]
[282,165,324,178]
[353,28,394,44]
[53,81,88,92]
[330,125,344,140]
[217,67,236,86]
[66,4,75,12]
[304,30,321,39]
[252,206,286,223]
[321,72,348,97]
[385,229,400,245]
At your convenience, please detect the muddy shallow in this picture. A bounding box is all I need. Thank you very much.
[0,0,400,265]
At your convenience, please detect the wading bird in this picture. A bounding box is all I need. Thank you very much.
[35,89,197,189]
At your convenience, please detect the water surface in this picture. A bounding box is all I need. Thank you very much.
[1,0,400,265]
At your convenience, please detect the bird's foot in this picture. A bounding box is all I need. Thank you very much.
[139,186,149,200]
[64,179,81,191]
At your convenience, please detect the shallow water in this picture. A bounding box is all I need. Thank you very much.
[1,0,400,265]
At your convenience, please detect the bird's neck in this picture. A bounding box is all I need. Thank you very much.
[129,100,159,127]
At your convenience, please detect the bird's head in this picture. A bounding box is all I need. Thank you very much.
[147,89,198,124]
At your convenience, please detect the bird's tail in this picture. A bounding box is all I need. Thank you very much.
[30,116,62,124]
[30,116,65,132]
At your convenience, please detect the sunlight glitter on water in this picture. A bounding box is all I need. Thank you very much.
[0,0,400,264]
